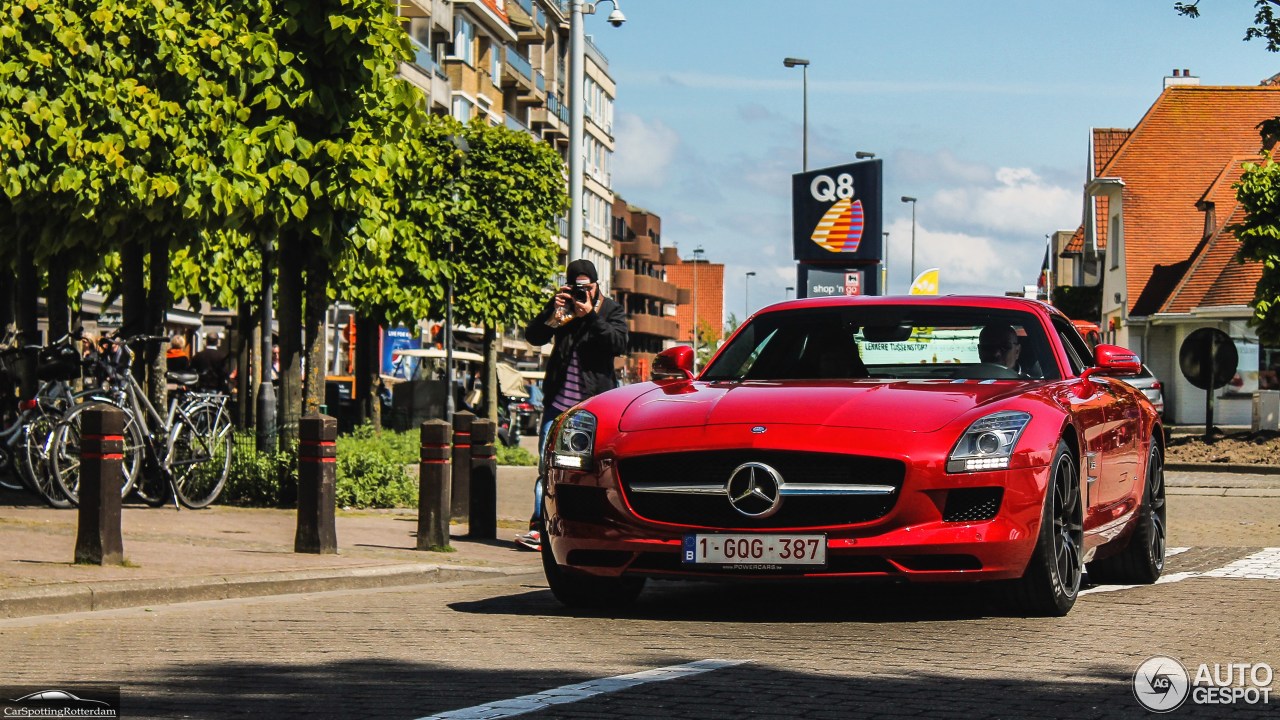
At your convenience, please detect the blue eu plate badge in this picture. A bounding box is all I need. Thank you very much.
[683,536,696,562]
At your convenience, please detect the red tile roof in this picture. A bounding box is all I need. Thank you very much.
[1094,86,1280,316]
[1065,129,1131,255]
[1163,158,1262,312]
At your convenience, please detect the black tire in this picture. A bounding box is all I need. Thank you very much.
[1086,442,1166,585]
[22,410,73,509]
[169,404,231,509]
[540,523,645,609]
[50,403,143,505]
[1006,440,1083,617]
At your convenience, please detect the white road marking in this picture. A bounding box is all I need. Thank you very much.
[1081,547,1280,595]
[416,659,750,720]
[1202,547,1280,580]
[1080,571,1199,595]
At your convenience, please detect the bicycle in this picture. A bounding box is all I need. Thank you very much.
[0,334,125,507]
[50,335,231,509]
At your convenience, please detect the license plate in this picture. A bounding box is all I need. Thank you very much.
[683,534,826,568]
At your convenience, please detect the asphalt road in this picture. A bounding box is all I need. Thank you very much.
[1,493,1276,719]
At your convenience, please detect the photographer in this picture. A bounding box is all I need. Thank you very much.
[518,259,627,549]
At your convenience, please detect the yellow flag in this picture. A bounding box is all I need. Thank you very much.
[909,268,940,295]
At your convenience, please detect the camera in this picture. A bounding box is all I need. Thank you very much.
[570,283,592,303]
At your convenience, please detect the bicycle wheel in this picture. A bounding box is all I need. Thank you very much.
[50,402,144,505]
[21,409,72,508]
[168,403,231,509]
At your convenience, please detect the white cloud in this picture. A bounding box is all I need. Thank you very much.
[613,113,680,190]
[883,219,1039,296]
[931,166,1078,236]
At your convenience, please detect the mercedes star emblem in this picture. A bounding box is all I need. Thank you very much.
[726,462,785,518]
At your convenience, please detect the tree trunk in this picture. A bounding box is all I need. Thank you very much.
[234,302,256,429]
[45,258,69,343]
[145,236,171,415]
[277,236,303,451]
[302,251,327,417]
[120,241,146,383]
[354,315,381,431]
[14,232,38,398]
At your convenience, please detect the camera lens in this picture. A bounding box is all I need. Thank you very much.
[571,286,589,303]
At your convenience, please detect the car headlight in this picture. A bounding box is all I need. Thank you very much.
[947,411,1031,473]
[552,410,597,470]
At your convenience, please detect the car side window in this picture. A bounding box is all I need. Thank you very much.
[1052,318,1092,376]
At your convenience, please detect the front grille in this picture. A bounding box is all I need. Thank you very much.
[618,451,905,529]
[942,487,1003,522]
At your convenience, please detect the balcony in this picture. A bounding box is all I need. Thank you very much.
[407,35,435,75]
[612,269,635,293]
[503,47,538,96]
[615,234,660,263]
[660,247,680,266]
[628,314,679,340]
[633,274,677,304]
[505,112,535,137]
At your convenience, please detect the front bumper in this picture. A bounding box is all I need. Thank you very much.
[544,428,1052,583]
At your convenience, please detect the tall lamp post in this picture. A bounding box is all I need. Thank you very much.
[745,271,756,319]
[881,231,889,295]
[901,196,918,285]
[782,57,809,172]
[785,286,794,300]
[257,238,276,454]
[444,135,469,422]
[569,0,626,263]
[691,245,704,374]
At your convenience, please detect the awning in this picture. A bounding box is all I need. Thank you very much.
[497,362,529,398]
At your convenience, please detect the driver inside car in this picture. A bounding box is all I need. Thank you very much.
[978,323,1022,372]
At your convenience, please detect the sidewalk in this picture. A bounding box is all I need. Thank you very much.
[0,466,544,620]
[2,465,1278,621]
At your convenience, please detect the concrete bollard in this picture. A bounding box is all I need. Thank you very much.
[450,410,474,519]
[418,419,452,550]
[468,419,497,539]
[75,405,125,566]
[295,414,337,554]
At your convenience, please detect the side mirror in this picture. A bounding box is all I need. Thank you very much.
[1079,343,1141,390]
[651,346,694,382]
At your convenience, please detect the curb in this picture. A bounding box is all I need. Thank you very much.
[1166,462,1280,475]
[0,563,541,620]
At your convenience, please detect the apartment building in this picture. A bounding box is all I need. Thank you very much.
[611,199,688,382]
[394,0,615,286]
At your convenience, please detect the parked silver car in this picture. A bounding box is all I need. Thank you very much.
[1118,364,1164,416]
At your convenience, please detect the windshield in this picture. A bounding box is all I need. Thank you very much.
[701,305,1060,382]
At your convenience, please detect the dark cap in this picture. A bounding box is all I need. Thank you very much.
[566,259,598,284]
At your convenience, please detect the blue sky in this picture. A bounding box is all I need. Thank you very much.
[591,0,1277,322]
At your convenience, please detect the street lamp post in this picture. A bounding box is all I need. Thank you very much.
[257,237,276,454]
[745,271,756,319]
[569,0,626,263]
[881,231,889,295]
[691,245,704,374]
[785,286,793,300]
[901,196,917,285]
[782,57,809,172]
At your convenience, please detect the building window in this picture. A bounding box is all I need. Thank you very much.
[452,95,474,122]
[453,16,475,66]
[1109,215,1120,271]
[491,44,502,86]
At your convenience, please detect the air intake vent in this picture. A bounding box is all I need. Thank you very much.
[943,487,1003,522]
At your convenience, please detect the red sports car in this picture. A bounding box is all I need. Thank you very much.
[539,296,1166,616]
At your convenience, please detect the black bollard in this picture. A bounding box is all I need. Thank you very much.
[75,405,125,566]
[468,419,497,539]
[450,410,474,519]
[418,419,452,550]
[295,414,337,554]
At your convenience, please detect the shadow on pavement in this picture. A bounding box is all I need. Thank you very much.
[102,657,1174,720]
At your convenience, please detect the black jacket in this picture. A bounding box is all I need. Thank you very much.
[525,295,627,413]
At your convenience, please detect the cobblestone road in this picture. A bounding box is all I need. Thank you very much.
[1,540,1276,719]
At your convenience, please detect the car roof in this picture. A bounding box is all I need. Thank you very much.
[754,294,1059,318]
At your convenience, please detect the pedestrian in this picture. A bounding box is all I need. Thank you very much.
[191,331,230,391]
[516,259,627,550]
[166,334,190,372]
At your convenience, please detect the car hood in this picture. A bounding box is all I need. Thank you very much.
[617,380,1029,434]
